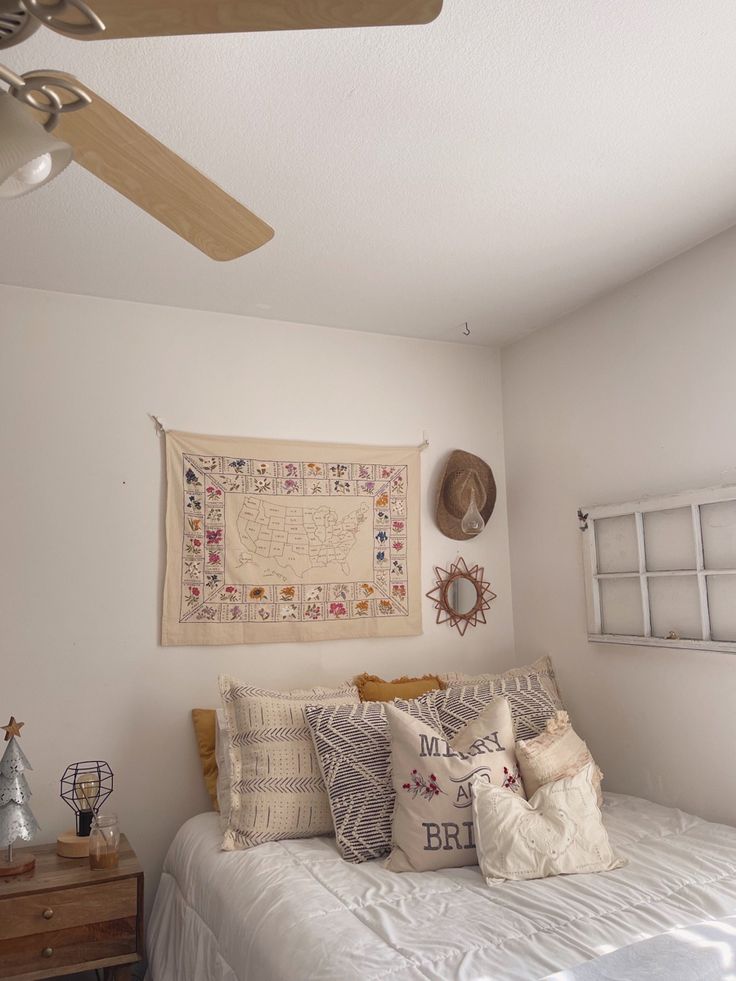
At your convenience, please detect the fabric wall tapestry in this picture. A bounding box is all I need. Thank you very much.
[162,431,422,645]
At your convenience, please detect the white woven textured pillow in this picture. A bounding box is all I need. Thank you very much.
[439,655,563,699]
[219,675,359,850]
[214,708,230,825]
[473,762,624,884]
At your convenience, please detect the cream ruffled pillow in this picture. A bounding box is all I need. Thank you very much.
[473,763,625,883]
[516,711,603,805]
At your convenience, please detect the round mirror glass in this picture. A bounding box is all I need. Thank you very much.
[450,576,479,615]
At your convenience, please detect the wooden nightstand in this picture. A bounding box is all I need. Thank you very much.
[0,835,143,981]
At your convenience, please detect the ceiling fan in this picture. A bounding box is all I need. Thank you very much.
[0,0,443,260]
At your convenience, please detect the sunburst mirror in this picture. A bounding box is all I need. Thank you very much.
[426,557,496,636]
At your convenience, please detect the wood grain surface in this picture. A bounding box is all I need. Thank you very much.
[0,835,142,981]
[0,836,141,899]
[53,0,444,38]
[0,879,136,940]
[0,917,137,974]
[21,71,274,261]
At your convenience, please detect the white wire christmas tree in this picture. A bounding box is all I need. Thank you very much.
[0,716,40,875]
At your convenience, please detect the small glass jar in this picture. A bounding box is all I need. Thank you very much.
[88,813,120,870]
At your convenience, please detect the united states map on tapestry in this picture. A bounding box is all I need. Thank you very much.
[162,432,421,645]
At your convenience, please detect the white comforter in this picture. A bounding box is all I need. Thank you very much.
[147,794,736,981]
[547,915,736,979]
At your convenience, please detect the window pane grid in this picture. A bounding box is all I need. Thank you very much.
[595,569,736,578]
[635,512,651,637]
[692,504,711,641]
[584,489,736,651]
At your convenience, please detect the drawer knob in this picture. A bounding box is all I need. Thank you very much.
[42,947,54,958]
[42,908,54,920]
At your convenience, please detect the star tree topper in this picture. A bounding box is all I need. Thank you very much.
[2,717,24,741]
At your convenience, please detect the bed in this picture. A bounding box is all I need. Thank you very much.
[146,791,736,980]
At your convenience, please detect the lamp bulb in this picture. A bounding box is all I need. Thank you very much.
[461,488,485,536]
[74,774,100,812]
[15,153,53,187]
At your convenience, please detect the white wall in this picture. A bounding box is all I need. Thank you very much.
[502,223,736,826]
[0,284,514,914]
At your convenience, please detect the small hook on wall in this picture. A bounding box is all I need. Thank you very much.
[149,414,166,437]
[462,322,471,337]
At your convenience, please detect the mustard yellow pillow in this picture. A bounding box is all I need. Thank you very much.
[191,708,219,811]
[354,673,444,702]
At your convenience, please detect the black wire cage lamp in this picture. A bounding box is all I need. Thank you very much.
[60,760,113,837]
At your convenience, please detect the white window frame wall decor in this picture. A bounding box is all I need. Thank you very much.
[580,484,736,653]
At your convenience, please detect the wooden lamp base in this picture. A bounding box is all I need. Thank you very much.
[57,831,90,859]
[0,852,35,877]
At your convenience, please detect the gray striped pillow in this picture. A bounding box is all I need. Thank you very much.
[219,676,359,851]
[305,696,442,863]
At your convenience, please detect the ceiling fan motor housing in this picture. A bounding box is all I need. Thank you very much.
[0,3,39,49]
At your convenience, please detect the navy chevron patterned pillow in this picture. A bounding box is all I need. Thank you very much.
[305,696,441,864]
[434,668,563,743]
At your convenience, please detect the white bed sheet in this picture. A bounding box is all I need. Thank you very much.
[146,793,736,981]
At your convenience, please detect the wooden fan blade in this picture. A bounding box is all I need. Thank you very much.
[23,71,273,260]
[53,0,443,39]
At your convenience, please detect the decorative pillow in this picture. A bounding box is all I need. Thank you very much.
[214,708,231,823]
[305,695,443,864]
[472,762,624,883]
[354,673,444,702]
[219,676,360,850]
[384,697,524,872]
[516,711,604,806]
[439,655,561,694]
[433,656,564,742]
[191,709,219,811]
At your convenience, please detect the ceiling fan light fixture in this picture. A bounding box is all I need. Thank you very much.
[0,4,40,50]
[0,88,72,198]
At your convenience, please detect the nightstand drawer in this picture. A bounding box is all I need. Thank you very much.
[0,917,137,975]
[0,878,137,940]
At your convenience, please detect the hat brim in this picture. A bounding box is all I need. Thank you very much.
[436,449,496,540]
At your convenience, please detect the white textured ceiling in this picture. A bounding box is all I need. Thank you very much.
[2,0,736,346]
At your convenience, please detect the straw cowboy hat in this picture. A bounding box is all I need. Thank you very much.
[436,449,496,540]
